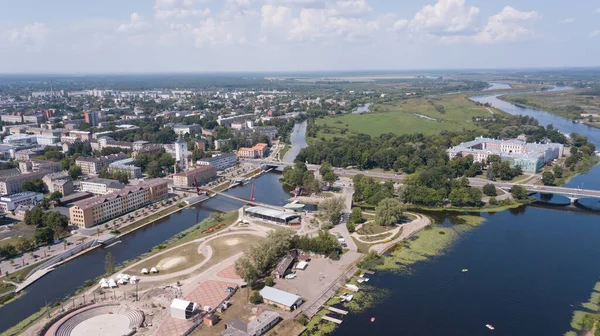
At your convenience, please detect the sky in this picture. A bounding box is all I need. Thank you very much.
[0,0,599,73]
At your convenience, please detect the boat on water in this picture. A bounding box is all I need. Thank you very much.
[462,269,468,273]
[486,324,495,330]
[242,178,252,185]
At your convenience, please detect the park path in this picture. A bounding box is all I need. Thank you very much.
[369,214,431,254]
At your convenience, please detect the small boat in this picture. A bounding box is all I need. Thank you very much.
[486,324,495,330]
[370,317,376,322]
[462,269,468,273]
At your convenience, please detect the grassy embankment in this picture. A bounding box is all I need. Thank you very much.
[312,94,501,140]
[500,90,600,127]
[565,281,600,336]
[305,215,486,335]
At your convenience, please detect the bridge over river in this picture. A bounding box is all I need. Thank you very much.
[247,159,600,203]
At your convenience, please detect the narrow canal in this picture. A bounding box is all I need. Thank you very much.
[333,87,600,336]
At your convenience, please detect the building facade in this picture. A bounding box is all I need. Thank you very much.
[80,178,125,195]
[69,179,168,228]
[18,160,62,173]
[43,172,74,196]
[0,170,50,195]
[447,137,564,174]
[197,153,237,171]
[0,192,44,212]
[108,158,142,178]
[237,143,268,159]
[75,153,128,175]
[172,166,217,187]
[84,111,99,126]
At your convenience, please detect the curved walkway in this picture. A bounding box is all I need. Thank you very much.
[369,213,431,254]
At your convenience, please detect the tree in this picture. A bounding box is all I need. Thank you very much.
[15,236,34,253]
[318,197,345,227]
[35,227,55,245]
[553,165,564,178]
[21,179,47,193]
[510,185,529,201]
[483,183,497,197]
[105,252,115,274]
[542,171,555,186]
[264,276,275,287]
[488,197,499,206]
[49,191,63,204]
[375,198,405,226]
[249,291,263,304]
[68,165,82,179]
[323,171,337,186]
[348,207,364,224]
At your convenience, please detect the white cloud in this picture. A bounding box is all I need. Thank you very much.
[389,19,408,32]
[261,5,292,29]
[2,23,48,49]
[287,8,379,42]
[155,8,211,20]
[117,13,149,32]
[472,6,539,43]
[560,17,576,24]
[590,30,600,38]
[408,0,480,34]
[325,0,373,17]
[265,0,326,6]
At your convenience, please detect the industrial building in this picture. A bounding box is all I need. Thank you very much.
[244,207,301,225]
[447,137,564,173]
[0,192,44,212]
[69,179,168,228]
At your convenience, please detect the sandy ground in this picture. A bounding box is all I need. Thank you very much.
[157,256,188,270]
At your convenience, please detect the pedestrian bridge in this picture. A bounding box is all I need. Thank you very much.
[494,183,600,203]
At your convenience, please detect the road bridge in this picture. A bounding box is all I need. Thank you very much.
[244,159,600,202]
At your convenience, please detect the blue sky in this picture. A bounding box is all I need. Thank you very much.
[0,0,599,73]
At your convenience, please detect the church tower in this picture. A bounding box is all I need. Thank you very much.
[175,136,188,167]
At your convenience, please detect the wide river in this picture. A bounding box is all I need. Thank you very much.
[333,88,600,336]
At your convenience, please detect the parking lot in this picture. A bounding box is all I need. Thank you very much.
[274,251,361,308]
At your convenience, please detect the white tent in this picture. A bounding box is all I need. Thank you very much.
[141,268,149,274]
[117,278,128,285]
[116,274,124,280]
[108,278,118,288]
[129,276,139,284]
[170,299,198,320]
[99,278,109,288]
[150,267,158,274]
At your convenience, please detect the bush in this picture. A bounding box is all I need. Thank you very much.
[297,314,309,326]
[249,291,263,304]
[483,183,497,197]
[264,276,274,287]
[346,222,356,233]
[488,197,499,206]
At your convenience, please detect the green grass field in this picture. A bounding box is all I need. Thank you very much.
[314,94,497,138]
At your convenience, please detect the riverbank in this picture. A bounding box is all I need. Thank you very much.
[304,214,484,335]
[11,210,242,336]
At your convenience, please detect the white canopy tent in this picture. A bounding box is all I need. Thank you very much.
[150,267,158,274]
[141,268,149,274]
[170,299,198,320]
[108,278,118,288]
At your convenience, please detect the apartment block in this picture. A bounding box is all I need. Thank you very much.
[0,170,50,195]
[172,166,217,187]
[75,153,128,175]
[80,178,126,195]
[69,179,169,228]
[18,160,62,173]
[197,153,237,171]
[43,172,74,196]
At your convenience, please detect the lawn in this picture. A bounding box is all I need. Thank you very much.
[191,234,262,276]
[314,94,495,138]
[128,243,205,275]
[356,221,395,235]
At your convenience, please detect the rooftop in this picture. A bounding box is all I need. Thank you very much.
[259,286,302,307]
[173,166,215,177]
[73,179,168,210]
[245,206,300,221]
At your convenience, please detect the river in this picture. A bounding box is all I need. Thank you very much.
[333,87,600,336]
[283,121,308,163]
[0,173,296,332]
